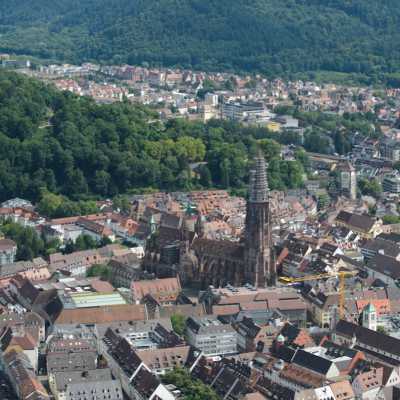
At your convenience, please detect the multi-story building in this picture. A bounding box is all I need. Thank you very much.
[336,161,357,200]
[49,368,122,400]
[186,317,237,356]
[100,329,176,400]
[335,211,382,239]
[2,348,49,400]
[382,173,400,194]
[334,320,400,366]
[235,317,278,352]
[360,237,400,261]
[221,101,266,122]
[204,93,219,107]
[379,137,400,161]
[0,239,17,265]
[109,254,143,288]
[46,338,98,373]
[131,277,181,305]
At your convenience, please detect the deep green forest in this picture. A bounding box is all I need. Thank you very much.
[0,71,310,204]
[2,1,400,80]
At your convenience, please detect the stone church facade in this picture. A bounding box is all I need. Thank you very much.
[145,153,276,288]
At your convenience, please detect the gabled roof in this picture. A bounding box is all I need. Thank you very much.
[12,277,39,304]
[137,346,193,371]
[0,238,16,250]
[279,323,301,344]
[160,213,182,230]
[192,238,244,261]
[329,380,354,400]
[336,319,400,358]
[237,317,261,339]
[103,331,142,377]
[361,238,400,258]
[354,367,383,392]
[320,340,358,360]
[292,349,334,376]
[130,366,160,397]
[67,379,122,400]
[275,345,296,363]
[54,304,147,325]
[131,277,181,302]
[367,254,400,280]
[336,211,376,232]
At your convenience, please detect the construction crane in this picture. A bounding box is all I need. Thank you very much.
[279,270,358,319]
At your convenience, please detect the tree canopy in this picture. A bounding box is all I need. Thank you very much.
[0,71,314,202]
[162,368,219,400]
[0,220,60,260]
[2,1,400,81]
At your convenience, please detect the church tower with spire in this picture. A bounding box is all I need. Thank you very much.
[244,151,276,287]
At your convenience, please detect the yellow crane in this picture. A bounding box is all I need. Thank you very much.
[279,270,358,319]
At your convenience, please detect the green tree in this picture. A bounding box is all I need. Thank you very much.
[171,314,187,336]
[198,164,212,187]
[113,195,131,214]
[0,220,60,261]
[358,178,382,198]
[65,234,98,254]
[377,326,387,334]
[258,139,281,162]
[317,193,330,211]
[86,264,112,281]
[163,368,219,400]
[37,190,63,217]
[294,148,310,172]
[382,215,400,225]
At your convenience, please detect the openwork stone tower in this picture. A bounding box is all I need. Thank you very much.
[244,151,276,287]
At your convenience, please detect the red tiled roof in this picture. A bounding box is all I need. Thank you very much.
[55,304,147,325]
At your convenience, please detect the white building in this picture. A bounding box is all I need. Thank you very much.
[186,317,237,356]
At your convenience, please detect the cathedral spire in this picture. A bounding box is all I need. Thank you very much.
[249,150,269,203]
[244,149,276,288]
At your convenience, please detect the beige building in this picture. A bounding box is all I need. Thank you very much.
[335,211,382,239]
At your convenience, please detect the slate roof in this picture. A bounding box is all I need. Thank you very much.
[336,211,376,232]
[160,213,182,230]
[275,345,296,363]
[377,232,400,244]
[130,366,160,397]
[279,323,302,345]
[292,349,334,376]
[367,254,400,280]
[237,316,262,339]
[192,237,245,262]
[319,242,339,255]
[256,376,295,400]
[321,340,358,359]
[211,365,248,399]
[336,319,400,358]
[103,330,142,377]
[361,238,400,258]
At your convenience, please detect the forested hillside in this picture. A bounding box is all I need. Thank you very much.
[1,1,400,78]
[0,71,310,203]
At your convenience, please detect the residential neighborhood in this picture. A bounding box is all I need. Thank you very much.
[2,56,400,400]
